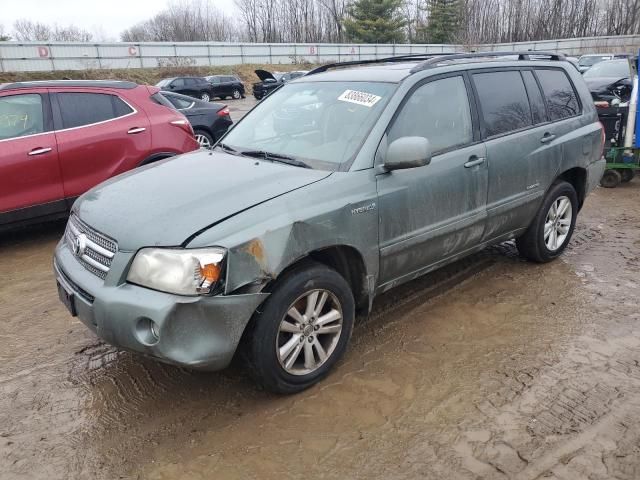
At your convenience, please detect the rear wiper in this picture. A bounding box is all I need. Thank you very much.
[239,150,311,169]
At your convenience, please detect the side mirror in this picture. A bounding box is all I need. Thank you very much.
[383,136,432,171]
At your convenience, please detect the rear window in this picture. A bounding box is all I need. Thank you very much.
[0,93,45,140]
[473,71,532,137]
[151,92,177,109]
[535,69,580,121]
[57,93,133,129]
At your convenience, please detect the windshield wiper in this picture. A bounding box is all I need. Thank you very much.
[217,143,240,155]
[239,150,312,169]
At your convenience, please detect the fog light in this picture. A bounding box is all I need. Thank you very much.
[135,317,160,346]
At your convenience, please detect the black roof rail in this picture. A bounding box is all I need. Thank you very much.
[0,80,139,91]
[410,50,567,72]
[306,53,461,76]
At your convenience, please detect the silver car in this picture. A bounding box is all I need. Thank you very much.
[54,52,605,393]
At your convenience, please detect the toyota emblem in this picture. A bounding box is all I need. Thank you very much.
[73,234,87,257]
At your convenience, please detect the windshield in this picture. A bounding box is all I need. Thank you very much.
[579,55,610,67]
[221,81,395,170]
[584,60,630,78]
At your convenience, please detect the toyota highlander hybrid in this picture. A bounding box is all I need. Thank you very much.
[54,53,605,394]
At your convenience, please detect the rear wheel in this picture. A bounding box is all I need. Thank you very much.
[619,169,635,183]
[600,169,622,188]
[194,129,214,148]
[516,181,577,263]
[244,262,354,394]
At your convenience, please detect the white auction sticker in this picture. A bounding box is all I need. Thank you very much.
[337,90,382,107]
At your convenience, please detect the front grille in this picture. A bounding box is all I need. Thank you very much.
[65,214,117,279]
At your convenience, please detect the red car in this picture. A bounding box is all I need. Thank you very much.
[0,80,199,230]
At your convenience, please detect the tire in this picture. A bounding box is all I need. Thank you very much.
[244,262,355,394]
[194,129,214,149]
[516,180,578,263]
[232,88,241,100]
[600,169,622,188]
[200,92,210,102]
[619,169,635,183]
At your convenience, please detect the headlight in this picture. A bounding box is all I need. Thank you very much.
[127,247,226,295]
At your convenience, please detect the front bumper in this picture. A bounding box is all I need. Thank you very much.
[54,239,268,370]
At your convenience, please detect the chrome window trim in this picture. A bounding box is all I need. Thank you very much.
[0,93,139,144]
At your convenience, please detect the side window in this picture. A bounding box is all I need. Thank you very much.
[209,77,220,84]
[388,75,473,153]
[473,71,532,137]
[172,78,185,88]
[0,94,45,140]
[535,69,580,121]
[167,95,192,109]
[521,71,547,124]
[57,93,132,129]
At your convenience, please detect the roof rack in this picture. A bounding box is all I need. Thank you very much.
[306,53,461,76]
[410,50,566,72]
[305,50,566,77]
[0,80,138,91]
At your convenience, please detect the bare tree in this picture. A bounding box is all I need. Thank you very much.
[13,19,93,42]
[0,24,10,41]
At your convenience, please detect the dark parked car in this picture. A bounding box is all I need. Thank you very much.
[204,75,245,100]
[583,59,633,105]
[160,91,232,148]
[0,80,199,230]
[156,77,214,102]
[577,53,632,74]
[252,70,308,100]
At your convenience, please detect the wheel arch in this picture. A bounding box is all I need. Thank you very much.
[556,167,587,209]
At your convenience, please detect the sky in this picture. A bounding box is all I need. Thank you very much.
[0,0,236,41]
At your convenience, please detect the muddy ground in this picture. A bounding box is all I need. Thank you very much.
[1,110,640,478]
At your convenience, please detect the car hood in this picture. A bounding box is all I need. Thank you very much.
[584,76,626,91]
[255,69,277,82]
[74,150,332,250]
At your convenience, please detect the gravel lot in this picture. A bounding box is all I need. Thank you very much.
[1,99,640,479]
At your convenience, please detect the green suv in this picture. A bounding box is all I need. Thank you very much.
[54,52,605,393]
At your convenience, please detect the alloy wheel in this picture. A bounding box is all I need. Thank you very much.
[544,195,572,251]
[276,289,343,375]
[195,134,212,148]
[201,93,210,102]
[232,89,241,99]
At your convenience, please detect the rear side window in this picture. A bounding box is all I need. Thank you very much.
[521,71,547,124]
[0,94,45,140]
[389,75,473,153]
[473,71,532,137]
[535,69,580,121]
[57,93,133,129]
[166,95,193,109]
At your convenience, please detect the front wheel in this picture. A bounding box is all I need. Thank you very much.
[244,263,354,394]
[516,181,578,263]
[619,169,635,183]
[200,92,210,102]
[232,88,242,99]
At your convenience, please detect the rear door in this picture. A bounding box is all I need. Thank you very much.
[209,76,222,97]
[376,74,488,286]
[0,90,65,224]
[471,69,558,240]
[52,90,151,199]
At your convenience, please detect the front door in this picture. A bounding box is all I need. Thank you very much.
[376,74,488,288]
[0,91,65,224]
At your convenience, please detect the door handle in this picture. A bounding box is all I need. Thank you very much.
[464,156,485,168]
[127,127,146,134]
[28,147,52,156]
[540,133,556,144]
